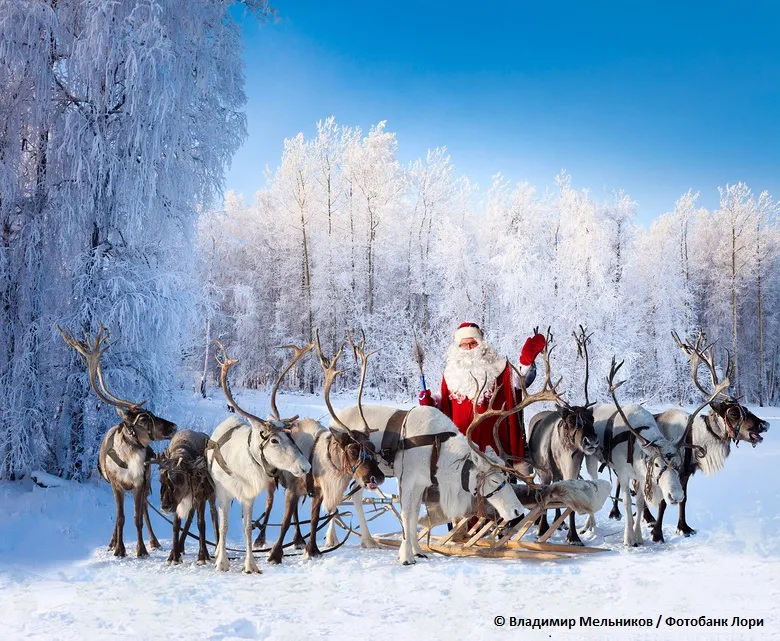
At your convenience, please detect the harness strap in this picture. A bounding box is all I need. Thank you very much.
[616,426,649,464]
[207,425,242,476]
[598,411,619,472]
[306,431,326,498]
[106,429,129,470]
[461,458,474,493]
[379,409,409,465]
[429,436,442,488]
[397,432,455,451]
[682,422,694,475]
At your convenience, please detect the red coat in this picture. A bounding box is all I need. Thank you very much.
[421,363,525,459]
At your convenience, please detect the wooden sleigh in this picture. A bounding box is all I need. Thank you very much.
[338,483,612,561]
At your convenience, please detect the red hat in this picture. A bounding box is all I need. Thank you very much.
[454,322,483,342]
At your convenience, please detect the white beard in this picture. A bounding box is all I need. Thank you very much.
[442,341,507,402]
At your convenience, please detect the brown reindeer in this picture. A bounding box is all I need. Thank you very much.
[266,331,385,564]
[158,429,220,565]
[58,325,177,557]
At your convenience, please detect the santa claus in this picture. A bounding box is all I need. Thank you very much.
[418,323,547,461]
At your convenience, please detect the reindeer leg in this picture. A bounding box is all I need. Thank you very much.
[133,486,149,558]
[676,474,695,536]
[178,508,195,555]
[651,500,666,543]
[268,490,296,565]
[209,497,219,545]
[566,509,583,546]
[305,493,325,558]
[142,465,160,550]
[167,514,182,565]
[112,487,126,557]
[144,503,161,550]
[292,501,307,549]
[609,479,622,520]
[197,502,210,565]
[643,505,657,525]
[398,482,425,565]
[622,479,637,547]
[241,500,261,574]
[633,479,645,546]
[253,482,274,549]
[352,487,379,548]
[214,500,230,572]
[325,511,339,548]
[537,510,550,538]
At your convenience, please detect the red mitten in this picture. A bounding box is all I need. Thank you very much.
[519,333,547,367]
[418,389,434,406]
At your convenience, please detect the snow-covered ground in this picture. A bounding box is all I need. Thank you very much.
[0,391,778,640]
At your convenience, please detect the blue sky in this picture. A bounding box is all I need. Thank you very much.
[227,1,780,224]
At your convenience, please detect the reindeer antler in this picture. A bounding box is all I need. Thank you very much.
[606,357,660,452]
[57,324,143,411]
[573,324,595,407]
[671,329,731,455]
[463,335,562,486]
[313,329,355,434]
[212,339,269,428]
[269,343,313,423]
[345,329,379,434]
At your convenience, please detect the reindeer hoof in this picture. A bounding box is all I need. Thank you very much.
[215,558,230,572]
[651,529,665,543]
[402,560,415,566]
[361,538,380,549]
[252,538,266,550]
[114,544,126,558]
[567,539,584,547]
[242,566,261,574]
[608,508,622,520]
[266,551,283,565]
[293,538,306,550]
[415,553,428,559]
[149,539,161,551]
[305,547,322,559]
[677,525,696,537]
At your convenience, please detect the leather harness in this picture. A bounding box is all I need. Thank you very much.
[378,409,456,487]
[599,411,650,471]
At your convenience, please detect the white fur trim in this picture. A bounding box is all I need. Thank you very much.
[442,341,507,400]
[454,325,483,342]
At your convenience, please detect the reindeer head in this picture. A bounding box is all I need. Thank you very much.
[555,404,600,456]
[710,400,769,447]
[57,325,177,446]
[157,453,210,516]
[118,407,177,446]
[468,448,524,521]
[330,428,384,490]
[641,439,684,507]
[213,340,311,479]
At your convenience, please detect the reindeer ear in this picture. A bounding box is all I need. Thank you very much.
[709,400,726,416]
[115,407,130,422]
[329,427,350,447]
[554,404,568,419]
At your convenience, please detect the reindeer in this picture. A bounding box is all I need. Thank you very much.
[58,325,177,558]
[327,333,575,565]
[157,429,220,565]
[520,327,600,545]
[265,333,385,564]
[642,331,770,542]
[584,358,696,546]
[206,342,311,573]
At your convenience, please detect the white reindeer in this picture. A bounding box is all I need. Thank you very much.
[325,334,568,565]
[584,358,687,546]
[207,343,311,573]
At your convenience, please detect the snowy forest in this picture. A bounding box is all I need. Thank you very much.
[2,1,779,483]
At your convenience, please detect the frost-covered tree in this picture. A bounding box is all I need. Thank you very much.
[0,0,271,479]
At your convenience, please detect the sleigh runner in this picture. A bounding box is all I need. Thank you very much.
[339,478,612,561]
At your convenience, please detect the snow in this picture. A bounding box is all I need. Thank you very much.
[0,392,778,640]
